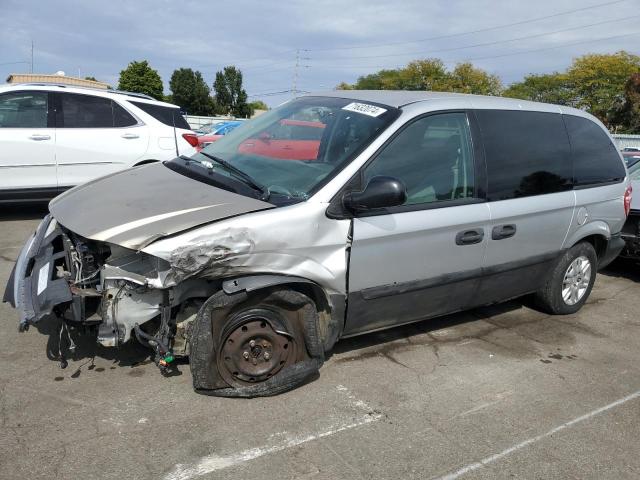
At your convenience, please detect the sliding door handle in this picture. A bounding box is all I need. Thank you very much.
[491,224,517,240]
[456,228,484,245]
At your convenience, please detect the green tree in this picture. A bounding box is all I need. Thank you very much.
[248,100,268,111]
[169,68,214,115]
[503,72,573,105]
[350,69,403,89]
[117,60,164,100]
[399,59,449,91]
[213,66,251,117]
[566,51,640,127]
[335,81,354,90]
[342,59,501,94]
[84,76,97,81]
[609,73,640,133]
[447,62,502,95]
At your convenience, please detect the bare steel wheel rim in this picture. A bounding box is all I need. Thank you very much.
[562,255,592,306]
[219,317,295,385]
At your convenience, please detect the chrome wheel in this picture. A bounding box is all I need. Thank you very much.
[562,255,592,306]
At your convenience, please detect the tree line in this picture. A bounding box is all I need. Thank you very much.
[115,60,266,118]
[106,51,640,131]
[338,51,640,133]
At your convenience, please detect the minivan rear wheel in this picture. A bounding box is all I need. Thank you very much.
[533,242,597,315]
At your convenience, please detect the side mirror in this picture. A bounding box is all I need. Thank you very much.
[258,132,271,142]
[343,176,407,213]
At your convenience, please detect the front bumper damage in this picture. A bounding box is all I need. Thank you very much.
[3,215,212,372]
[4,215,72,331]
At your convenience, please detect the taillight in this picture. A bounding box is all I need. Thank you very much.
[624,184,632,217]
[182,133,199,148]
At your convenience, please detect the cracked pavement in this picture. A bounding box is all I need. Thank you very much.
[1,205,640,479]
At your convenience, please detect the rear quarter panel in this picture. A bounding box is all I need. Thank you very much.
[563,182,628,248]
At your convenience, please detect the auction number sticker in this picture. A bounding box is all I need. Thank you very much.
[342,102,387,117]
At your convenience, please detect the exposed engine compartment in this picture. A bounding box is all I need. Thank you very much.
[10,216,217,373]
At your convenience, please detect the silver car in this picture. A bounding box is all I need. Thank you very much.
[3,91,630,397]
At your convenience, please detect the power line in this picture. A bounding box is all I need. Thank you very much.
[192,54,296,70]
[0,61,30,67]
[304,29,640,71]
[461,29,640,62]
[305,0,629,52]
[309,14,640,61]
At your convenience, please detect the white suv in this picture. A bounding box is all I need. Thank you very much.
[0,83,197,202]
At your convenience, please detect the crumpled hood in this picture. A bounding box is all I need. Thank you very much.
[49,162,273,250]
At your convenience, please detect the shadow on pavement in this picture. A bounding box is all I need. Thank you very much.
[601,257,640,283]
[33,314,164,378]
[331,300,524,358]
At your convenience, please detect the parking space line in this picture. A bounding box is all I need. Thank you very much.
[164,385,382,480]
[434,389,640,480]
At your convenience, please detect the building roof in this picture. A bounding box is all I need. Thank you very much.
[6,73,110,90]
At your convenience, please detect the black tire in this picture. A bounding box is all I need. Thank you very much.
[533,242,597,315]
[189,288,323,398]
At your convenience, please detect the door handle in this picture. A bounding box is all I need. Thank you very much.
[491,224,517,240]
[28,134,51,141]
[121,133,139,139]
[455,228,484,245]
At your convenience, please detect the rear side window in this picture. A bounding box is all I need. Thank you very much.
[59,93,138,128]
[476,110,572,201]
[61,93,113,128]
[130,101,191,129]
[564,115,626,186]
[0,91,48,128]
[113,101,138,127]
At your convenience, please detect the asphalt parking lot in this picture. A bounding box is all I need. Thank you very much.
[1,206,640,480]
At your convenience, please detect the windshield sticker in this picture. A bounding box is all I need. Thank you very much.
[342,102,387,117]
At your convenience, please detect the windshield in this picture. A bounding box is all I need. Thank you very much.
[167,96,399,204]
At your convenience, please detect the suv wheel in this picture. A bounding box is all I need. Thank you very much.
[533,242,597,315]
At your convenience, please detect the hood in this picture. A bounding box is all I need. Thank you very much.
[632,179,640,212]
[50,162,273,250]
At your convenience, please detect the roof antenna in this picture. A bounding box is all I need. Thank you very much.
[172,108,180,157]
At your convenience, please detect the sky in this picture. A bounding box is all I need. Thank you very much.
[1,0,639,107]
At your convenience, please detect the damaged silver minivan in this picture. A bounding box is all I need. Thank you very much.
[3,91,630,397]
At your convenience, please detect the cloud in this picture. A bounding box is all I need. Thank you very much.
[1,0,638,105]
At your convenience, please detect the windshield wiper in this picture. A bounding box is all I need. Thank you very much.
[180,153,268,200]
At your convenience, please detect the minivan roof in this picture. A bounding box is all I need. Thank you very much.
[306,90,594,120]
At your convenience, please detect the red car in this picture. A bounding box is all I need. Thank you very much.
[238,119,325,160]
[196,121,243,152]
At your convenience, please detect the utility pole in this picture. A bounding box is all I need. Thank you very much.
[292,49,310,98]
[30,40,33,73]
[292,49,300,98]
